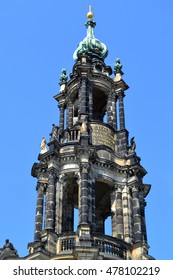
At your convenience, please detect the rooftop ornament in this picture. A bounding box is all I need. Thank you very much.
[73,6,108,61]
[114,58,123,72]
[59,68,68,83]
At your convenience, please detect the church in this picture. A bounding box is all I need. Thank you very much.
[0,9,154,260]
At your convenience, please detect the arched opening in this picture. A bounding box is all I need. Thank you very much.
[103,111,107,123]
[95,180,112,235]
[61,176,79,233]
[105,216,112,236]
[73,208,78,232]
[93,88,107,122]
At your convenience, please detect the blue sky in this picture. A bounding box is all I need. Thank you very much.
[0,0,173,259]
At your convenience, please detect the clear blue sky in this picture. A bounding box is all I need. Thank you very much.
[0,0,173,259]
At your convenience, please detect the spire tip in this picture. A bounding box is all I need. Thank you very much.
[87,5,94,19]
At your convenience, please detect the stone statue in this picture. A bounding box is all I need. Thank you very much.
[40,137,47,154]
[130,137,136,151]
[50,124,59,140]
[126,137,136,156]
[80,121,87,132]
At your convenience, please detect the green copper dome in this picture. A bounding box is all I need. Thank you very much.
[73,18,108,61]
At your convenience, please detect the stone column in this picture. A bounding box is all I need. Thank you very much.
[55,180,64,234]
[88,83,93,119]
[113,95,118,131]
[91,179,96,232]
[87,175,95,231]
[79,165,89,224]
[67,100,73,129]
[132,185,142,243]
[128,187,134,242]
[107,92,113,127]
[111,188,117,237]
[118,91,125,130]
[45,170,56,230]
[34,182,45,241]
[58,104,65,135]
[116,186,124,239]
[80,76,88,116]
[122,185,133,243]
[140,197,148,243]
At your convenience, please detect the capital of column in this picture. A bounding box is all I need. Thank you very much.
[74,172,81,184]
[122,184,130,193]
[58,102,65,110]
[59,173,68,185]
[117,90,125,98]
[80,75,87,82]
[80,163,90,173]
[114,184,123,192]
[36,182,46,192]
[132,184,139,193]
[47,169,57,186]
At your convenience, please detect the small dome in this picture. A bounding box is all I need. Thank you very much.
[73,18,108,61]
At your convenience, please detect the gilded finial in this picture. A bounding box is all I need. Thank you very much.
[87,5,94,19]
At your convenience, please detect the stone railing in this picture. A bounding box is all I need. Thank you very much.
[57,233,76,254]
[60,129,80,144]
[93,235,126,259]
[57,233,126,259]
[61,238,75,251]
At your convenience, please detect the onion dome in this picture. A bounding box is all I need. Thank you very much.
[73,10,108,61]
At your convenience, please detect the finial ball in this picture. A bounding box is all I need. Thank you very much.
[87,11,94,19]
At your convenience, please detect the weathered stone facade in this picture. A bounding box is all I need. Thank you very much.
[0,11,154,260]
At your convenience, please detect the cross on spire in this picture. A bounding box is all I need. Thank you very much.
[87,5,94,19]
[88,5,93,13]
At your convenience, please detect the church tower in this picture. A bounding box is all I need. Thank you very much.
[0,9,153,260]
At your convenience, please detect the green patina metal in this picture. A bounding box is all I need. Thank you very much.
[114,58,122,72]
[73,19,108,61]
[60,68,68,83]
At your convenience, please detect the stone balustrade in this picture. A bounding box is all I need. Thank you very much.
[57,233,127,259]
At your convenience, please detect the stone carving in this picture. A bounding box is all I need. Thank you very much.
[40,137,47,154]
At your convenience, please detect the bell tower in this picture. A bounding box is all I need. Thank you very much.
[27,10,153,260]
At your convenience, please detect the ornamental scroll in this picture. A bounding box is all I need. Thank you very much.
[91,124,115,151]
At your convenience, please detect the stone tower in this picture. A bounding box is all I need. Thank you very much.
[0,10,153,260]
